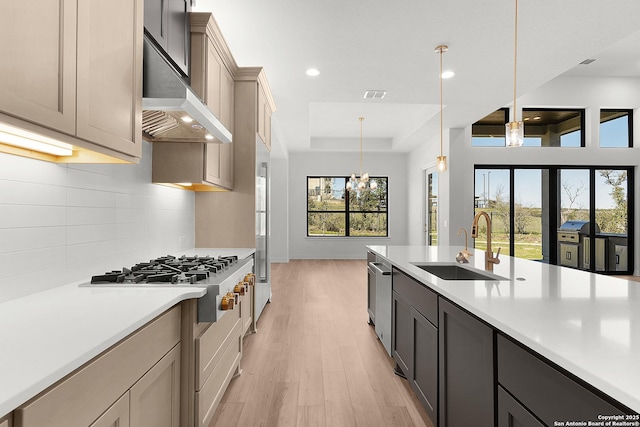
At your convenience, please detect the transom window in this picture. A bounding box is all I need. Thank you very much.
[472,108,586,147]
[307,176,388,237]
[600,109,633,148]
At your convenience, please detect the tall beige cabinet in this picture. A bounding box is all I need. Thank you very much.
[195,68,275,247]
[151,12,236,191]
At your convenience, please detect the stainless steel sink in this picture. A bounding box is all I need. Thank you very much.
[410,263,507,281]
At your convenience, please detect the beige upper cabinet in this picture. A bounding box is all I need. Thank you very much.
[0,0,142,163]
[192,12,235,190]
[0,1,77,135]
[257,82,273,151]
[76,0,143,158]
[152,12,236,191]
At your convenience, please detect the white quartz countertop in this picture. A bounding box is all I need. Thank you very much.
[367,245,640,413]
[0,247,255,418]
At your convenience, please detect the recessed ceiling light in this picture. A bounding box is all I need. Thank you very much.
[181,115,193,123]
[441,71,455,79]
[205,134,214,140]
[306,68,320,77]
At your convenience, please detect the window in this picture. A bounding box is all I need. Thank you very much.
[472,108,585,147]
[523,108,585,147]
[472,108,508,147]
[427,172,438,245]
[307,176,388,237]
[600,109,633,147]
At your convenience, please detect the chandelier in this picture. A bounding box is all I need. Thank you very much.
[506,0,524,147]
[347,117,377,191]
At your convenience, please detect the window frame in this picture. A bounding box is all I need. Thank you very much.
[306,175,389,237]
[600,109,633,148]
[473,165,634,275]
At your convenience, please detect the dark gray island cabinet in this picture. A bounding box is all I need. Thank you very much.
[389,266,636,427]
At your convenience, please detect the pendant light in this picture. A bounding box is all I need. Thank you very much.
[347,117,377,191]
[505,0,524,147]
[435,45,447,172]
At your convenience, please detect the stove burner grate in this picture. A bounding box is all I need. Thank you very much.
[90,254,239,285]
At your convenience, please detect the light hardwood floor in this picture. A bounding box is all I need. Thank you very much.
[209,259,432,427]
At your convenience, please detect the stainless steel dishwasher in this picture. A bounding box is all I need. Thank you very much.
[368,255,392,356]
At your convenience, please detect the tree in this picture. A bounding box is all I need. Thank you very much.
[514,201,531,234]
[492,184,510,233]
[597,170,627,234]
[561,180,587,223]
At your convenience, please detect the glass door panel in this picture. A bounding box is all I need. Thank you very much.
[514,169,543,260]
[559,169,590,223]
[474,169,510,256]
[427,172,438,246]
[596,169,628,272]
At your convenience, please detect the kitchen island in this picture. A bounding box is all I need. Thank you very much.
[368,245,640,425]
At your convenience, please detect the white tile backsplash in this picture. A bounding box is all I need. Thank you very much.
[0,180,66,206]
[0,141,195,303]
[0,227,67,254]
[0,205,67,228]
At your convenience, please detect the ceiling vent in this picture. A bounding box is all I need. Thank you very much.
[580,58,596,65]
[363,90,387,99]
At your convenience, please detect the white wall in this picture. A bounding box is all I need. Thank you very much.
[288,151,408,259]
[0,141,195,303]
[270,156,289,262]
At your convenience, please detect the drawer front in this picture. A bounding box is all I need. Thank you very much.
[196,304,241,389]
[392,268,438,326]
[240,288,253,335]
[195,318,242,427]
[497,334,627,424]
[15,306,181,427]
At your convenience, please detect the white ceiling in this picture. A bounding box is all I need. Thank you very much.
[193,0,640,158]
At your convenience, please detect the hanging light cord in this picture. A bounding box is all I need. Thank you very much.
[512,0,519,121]
[439,47,443,158]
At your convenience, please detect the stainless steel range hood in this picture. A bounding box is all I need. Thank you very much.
[142,35,232,144]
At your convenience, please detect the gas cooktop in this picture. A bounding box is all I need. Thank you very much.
[82,253,255,323]
[89,255,239,286]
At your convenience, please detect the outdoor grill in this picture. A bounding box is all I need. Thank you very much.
[557,220,600,269]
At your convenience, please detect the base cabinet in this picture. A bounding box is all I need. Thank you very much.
[392,268,438,426]
[14,306,181,427]
[383,263,637,427]
[0,414,12,427]
[497,334,631,424]
[130,345,181,427]
[194,304,242,427]
[497,387,544,427]
[438,298,494,427]
[90,392,130,427]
